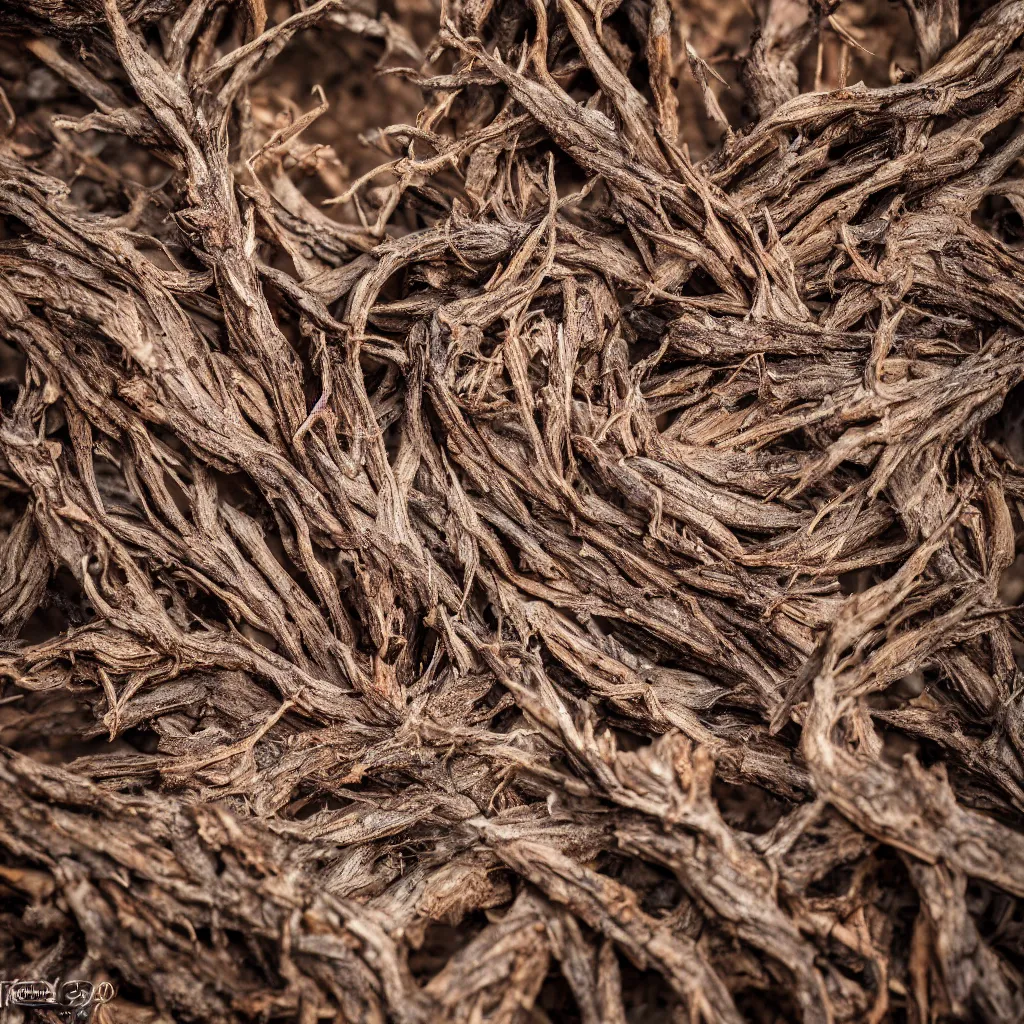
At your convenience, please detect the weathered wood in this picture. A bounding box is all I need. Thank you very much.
[0,0,1022,1019]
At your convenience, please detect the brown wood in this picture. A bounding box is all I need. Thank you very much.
[0,0,1023,1019]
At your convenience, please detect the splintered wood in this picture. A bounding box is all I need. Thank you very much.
[0,0,1023,1020]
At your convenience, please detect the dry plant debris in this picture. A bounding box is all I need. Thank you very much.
[1,0,1024,1019]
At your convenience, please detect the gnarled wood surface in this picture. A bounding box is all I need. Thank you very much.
[1,0,1024,1019]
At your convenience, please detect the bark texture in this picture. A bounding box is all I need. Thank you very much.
[1,0,1024,1020]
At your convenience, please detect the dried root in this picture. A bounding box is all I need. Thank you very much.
[1,0,1024,1020]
